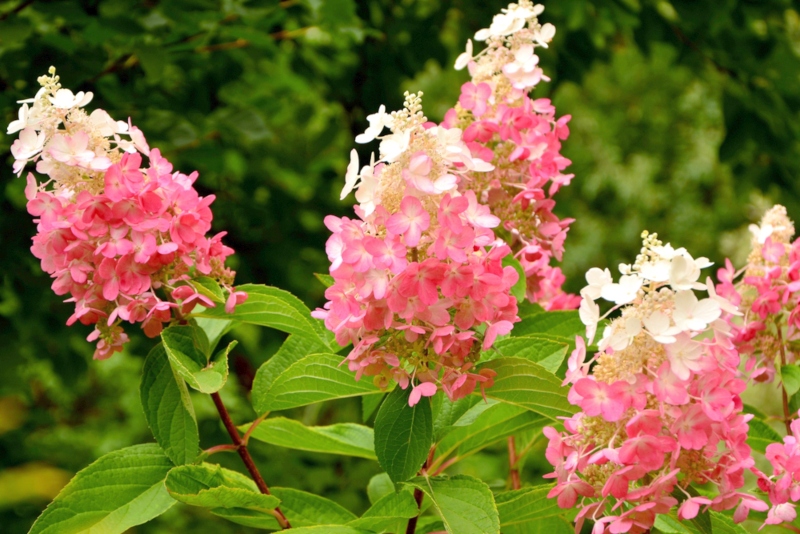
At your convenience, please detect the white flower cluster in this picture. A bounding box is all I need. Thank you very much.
[455,1,555,93]
[578,232,738,359]
[7,68,148,189]
[341,92,494,214]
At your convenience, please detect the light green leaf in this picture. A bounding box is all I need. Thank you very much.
[165,463,280,511]
[315,273,335,288]
[502,255,527,303]
[347,490,419,532]
[252,334,332,415]
[161,325,229,394]
[491,335,570,373]
[29,444,175,534]
[271,487,357,527]
[496,484,562,527]
[432,395,481,440]
[405,475,500,534]
[710,511,749,534]
[436,403,545,464]
[374,387,433,483]
[502,516,574,534]
[193,317,233,351]
[478,358,576,419]
[243,417,375,459]
[511,310,583,339]
[193,284,332,348]
[140,343,199,465]
[654,513,695,534]
[259,353,382,412]
[275,527,372,534]
[782,364,800,397]
[367,473,395,505]
[191,276,226,303]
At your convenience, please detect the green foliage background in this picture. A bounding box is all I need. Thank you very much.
[0,0,798,532]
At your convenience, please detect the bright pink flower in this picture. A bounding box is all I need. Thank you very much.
[408,382,437,407]
[385,196,430,247]
[459,82,492,117]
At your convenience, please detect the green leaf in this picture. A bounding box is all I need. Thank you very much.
[272,528,371,534]
[315,273,335,288]
[747,415,782,454]
[405,475,500,534]
[191,276,226,303]
[782,364,800,397]
[367,473,395,505]
[140,343,199,465]
[478,358,576,419]
[161,325,229,394]
[654,511,719,534]
[243,417,375,459]
[193,317,233,351]
[496,485,562,527]
[252,334,332,415]
[490,335,570,373]
[193,284,332,348]
[710,511,749,534]
[374,387,433,483]
[436,403,545,464]
[502,516,574,534]
[347,490,419,532]
[432,395,481,440]
[271,487,357,527]
[511,311,584,339]
[502,255,527,303]
[165,463,280,511]
[259,353,383,412]
[29,444,175,534]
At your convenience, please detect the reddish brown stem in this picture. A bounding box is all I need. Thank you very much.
[210,392,291,529]
[508,436,521,490]
[204,444,238,456]
[778,327,793,435]
[405,446,436,534]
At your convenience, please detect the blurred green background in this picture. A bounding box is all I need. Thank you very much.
[0,0,798,532]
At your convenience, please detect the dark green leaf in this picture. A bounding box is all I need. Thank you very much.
[405,475,499,534]
[140,343,199,465]
[374,387,433,483]
[347,490,419,532]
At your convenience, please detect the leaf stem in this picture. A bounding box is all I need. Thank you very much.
[405,445,436,534]
[203,444,238,456]
[778,327,793,435]
[508,436,521,490]
[210,392,291,529]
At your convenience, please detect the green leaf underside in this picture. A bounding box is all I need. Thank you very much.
[502,255,527,302]
[367,473,395,505]
[193,284,332,348]
[271,487,357,527]
[436,403,545,464]
[405,475,500,534]
[259,352,382,412]
[374,387,433,483]
[781,364,800,397]
[511,310,584,339]
[140,343,199,465]
[161,325,229,394]
[252,335,334,415]
[165,464,280,511]
[347,490,419,531]
[491,335,570,373]
[495,485,563,526]
[243,417,376,459]
[193,317,233,351]
[29,444,175,534]
[478,357,576,419]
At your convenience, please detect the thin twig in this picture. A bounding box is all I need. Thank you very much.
[203,444,238,456]
[210,392,291,529]
[777,327,793,435]
[508,436,521,490]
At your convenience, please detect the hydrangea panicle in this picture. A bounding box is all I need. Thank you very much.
[315,91,520,405]
[446,1,578,310]
[544,231,754,533]
[9,68,246,359]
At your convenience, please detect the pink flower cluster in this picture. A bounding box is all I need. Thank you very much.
[9,70,245,359]
[315,93,520,405]
[545,235,756,533]
[716,205,800,383]
[446,0,578,310]
[754,412,800,526]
